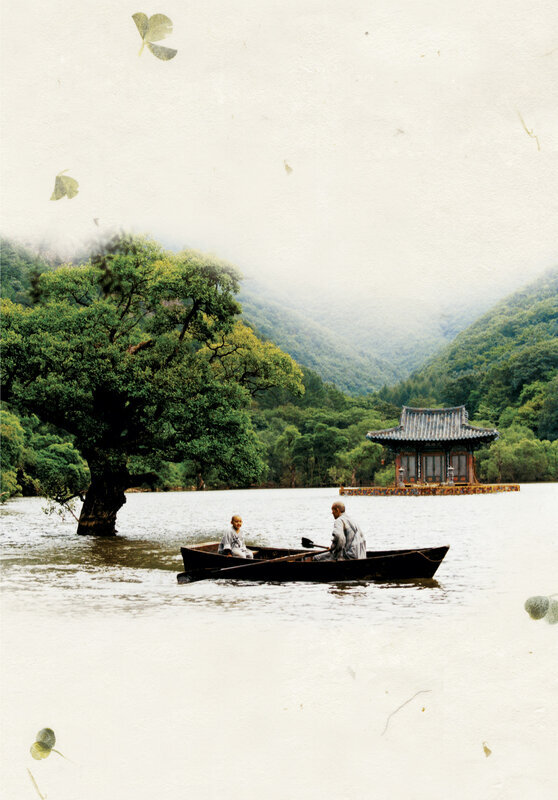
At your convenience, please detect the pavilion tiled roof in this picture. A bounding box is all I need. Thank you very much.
[367,406,499,444]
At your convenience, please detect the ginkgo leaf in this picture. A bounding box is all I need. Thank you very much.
[482,741,492,757]
[36,728,56,748]
[545,598,558,624]
[144,13,173,42]
[132,12,148,38]
[133,12,177,58]
[30,742,51,760]
[50,170,79,201]
[147,41,177,60]
[524,596,550,620]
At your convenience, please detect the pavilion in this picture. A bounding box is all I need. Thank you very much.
[368,405,498,485]
[339,406,519,496]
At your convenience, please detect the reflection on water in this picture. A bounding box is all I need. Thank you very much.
[87,537,177,571]
[1,485,556,626]
[328,577,441,596]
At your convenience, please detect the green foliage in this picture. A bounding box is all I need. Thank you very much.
[202,321,304,398]
[373,464,395,487]
[330,440,383,486]
[2,236,242,463]
[1,408,90,502]
[476,426,550,482]
[31,441,89,501]
[542,439,558,481]
[377,268,558,482]
[0,407,24,500]
[378,268,558,427]
[238,278,486,395]
[249,377,397,488]
[538,376,558,440]
[239,287,403,394]
[1,236,307,527]
[0,238,51,306]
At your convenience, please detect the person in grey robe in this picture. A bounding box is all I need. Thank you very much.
[218,515,254,558]
[314,501,367,561]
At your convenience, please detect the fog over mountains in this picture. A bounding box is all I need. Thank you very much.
[237,269,539,394]
[4,227,554,395]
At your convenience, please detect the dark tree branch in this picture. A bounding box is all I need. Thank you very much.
[69,292,91,307]
[178,301,200,342]
[113,311,150,342]
[127,339,154,355]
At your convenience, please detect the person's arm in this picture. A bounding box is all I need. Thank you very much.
[219,529,234,556]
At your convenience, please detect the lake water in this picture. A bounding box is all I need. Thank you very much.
[1,486,557,799]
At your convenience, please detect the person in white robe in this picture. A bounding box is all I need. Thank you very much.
[314,502,367,561]
[218,515,254,558]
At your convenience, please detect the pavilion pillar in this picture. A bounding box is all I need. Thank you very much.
[467,450,475,484]
[394,453,401,487]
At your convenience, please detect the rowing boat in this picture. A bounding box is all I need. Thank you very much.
[177,542,449,583]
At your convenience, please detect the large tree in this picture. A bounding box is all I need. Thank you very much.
[1,235,301,535]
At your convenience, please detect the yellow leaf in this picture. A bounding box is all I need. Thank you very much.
[50,170,79,200]
[30,742,51,760]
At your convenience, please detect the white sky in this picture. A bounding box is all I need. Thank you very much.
[1,0,557,308]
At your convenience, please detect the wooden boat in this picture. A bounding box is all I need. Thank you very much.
[177,542,449,583]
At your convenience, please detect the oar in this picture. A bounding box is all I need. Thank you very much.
[182,547,329,583]
[301,537,329,550]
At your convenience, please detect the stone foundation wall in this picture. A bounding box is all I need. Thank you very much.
[339,484,520,496]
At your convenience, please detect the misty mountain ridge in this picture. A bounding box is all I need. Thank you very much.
[238,276,502,394]
[3,231,554,396]
[377,266,558,444]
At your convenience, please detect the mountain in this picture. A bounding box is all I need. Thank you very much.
[378,267,558,439]
[239,286,403,394]
[3,234,553,400]
[238,278,490,394]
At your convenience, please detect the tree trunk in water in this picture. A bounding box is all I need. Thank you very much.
[77,460,130,536]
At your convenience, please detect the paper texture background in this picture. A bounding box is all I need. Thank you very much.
[1,1,557,301]
[1,3,557,798]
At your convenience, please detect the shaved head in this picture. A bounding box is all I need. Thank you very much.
[331,501,345,513]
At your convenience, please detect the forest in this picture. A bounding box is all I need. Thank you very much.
[1,236,557,523]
